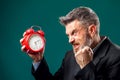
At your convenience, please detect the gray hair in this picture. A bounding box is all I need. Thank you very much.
[59,6,100,34]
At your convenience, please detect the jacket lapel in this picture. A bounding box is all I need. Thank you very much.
[93,38,111,65]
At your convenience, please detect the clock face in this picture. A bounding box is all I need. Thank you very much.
[28,34,44,51]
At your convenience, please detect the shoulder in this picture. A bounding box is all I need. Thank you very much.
[108,43,120,58]
[106,41,120,65]
[63,50,74,61]
[64,50,73,57]
[108,38,120,55]
[104,37,120,55]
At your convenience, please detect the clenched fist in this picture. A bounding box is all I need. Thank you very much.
[75,46,93,69]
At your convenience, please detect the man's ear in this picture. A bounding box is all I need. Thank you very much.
[88,24,96,37]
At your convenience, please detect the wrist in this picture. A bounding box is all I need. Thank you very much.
[33,58,42,63]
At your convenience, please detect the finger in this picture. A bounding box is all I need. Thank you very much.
[21,45,25,50]
[75,46,85,56]
[89,47,93,54]
[84,46,93,56]
[21,45,27,52]
[23,32,26,36]
[75,49,82,56]
[88,48,93,57]
[20,38,24,43]
[83,46,89,51]
[83,46,92,53]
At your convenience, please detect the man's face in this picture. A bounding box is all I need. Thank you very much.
[65,20,93,53]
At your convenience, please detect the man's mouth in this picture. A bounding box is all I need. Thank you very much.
[73,43,80,50]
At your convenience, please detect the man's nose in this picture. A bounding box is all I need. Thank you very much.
[69,36,74,44]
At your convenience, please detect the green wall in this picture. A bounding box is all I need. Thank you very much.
[0,0,120,80]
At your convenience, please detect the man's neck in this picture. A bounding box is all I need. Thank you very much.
[91,35,101,49]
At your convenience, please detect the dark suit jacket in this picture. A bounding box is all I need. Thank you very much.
[32,37,120,80]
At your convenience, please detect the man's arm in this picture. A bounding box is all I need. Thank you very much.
[75,56,120,80]
[75,61,95,80]
[32,57,64,80]
[32,58,53,80]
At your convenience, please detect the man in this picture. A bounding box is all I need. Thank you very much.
[20,6,120,80]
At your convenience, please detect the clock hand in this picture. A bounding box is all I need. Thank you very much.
[34,40,40,48]
[34,40,40,44]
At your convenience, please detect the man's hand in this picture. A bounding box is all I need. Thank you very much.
[75,46,93,69]
[20,32,45,63]
[28,51,44,63]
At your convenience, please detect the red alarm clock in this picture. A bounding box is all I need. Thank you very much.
[21,25,45,54]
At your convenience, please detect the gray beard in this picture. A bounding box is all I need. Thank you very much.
[73,33,93,54]
[85,34,93,48]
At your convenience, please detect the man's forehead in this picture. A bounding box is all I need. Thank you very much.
[65,20,83,33]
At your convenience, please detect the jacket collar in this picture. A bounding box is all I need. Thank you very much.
[92,36,111,65]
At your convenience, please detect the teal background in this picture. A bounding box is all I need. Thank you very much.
[0,0,120,80]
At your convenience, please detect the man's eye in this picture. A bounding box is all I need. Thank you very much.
[72,30,77,36]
